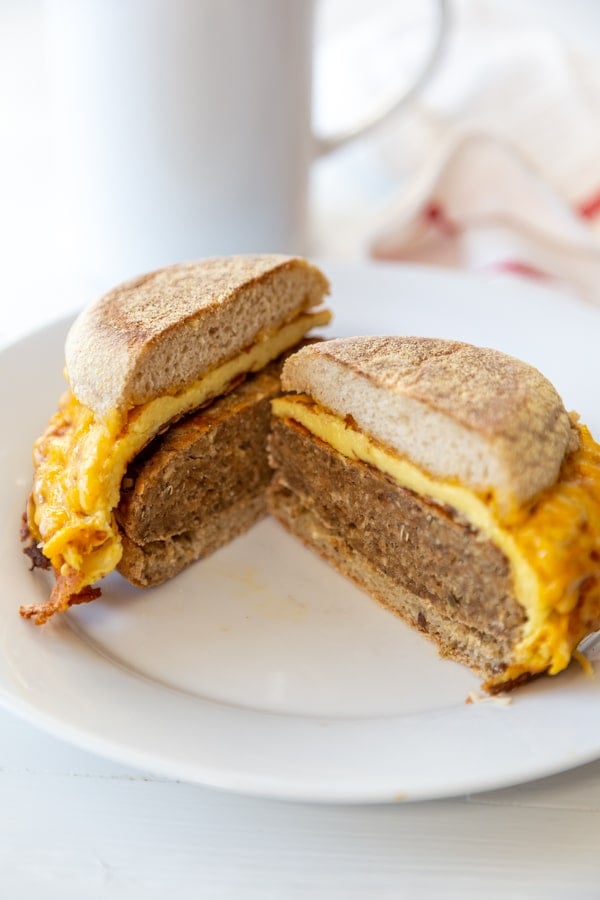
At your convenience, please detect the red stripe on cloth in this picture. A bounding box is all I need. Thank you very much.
[492,260,551,281]
[576,191,600,219]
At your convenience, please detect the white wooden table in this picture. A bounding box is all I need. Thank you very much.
[2,696,600,898]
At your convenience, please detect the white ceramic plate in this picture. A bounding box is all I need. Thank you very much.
[2,260,600,804]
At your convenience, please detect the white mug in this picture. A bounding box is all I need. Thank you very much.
[44,0,448,283]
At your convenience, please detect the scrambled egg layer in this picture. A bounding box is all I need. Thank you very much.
[272,394,600,685]
[29,311,330,603]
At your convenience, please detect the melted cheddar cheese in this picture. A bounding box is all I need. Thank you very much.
[28,310,331,612]
[272,394,600,686]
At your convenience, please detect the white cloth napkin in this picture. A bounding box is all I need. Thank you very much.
[369,0,600,304]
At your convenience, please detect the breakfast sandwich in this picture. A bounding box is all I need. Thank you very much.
[268,336,600,691]
[21,254,330,623]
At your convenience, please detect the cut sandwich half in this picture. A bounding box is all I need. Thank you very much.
[22,254,330,623]
[268,336,600,692]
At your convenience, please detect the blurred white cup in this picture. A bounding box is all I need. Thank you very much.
[44,0,448,282]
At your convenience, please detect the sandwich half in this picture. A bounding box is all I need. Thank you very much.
[21,254,330,623]
[268,336,600,692]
